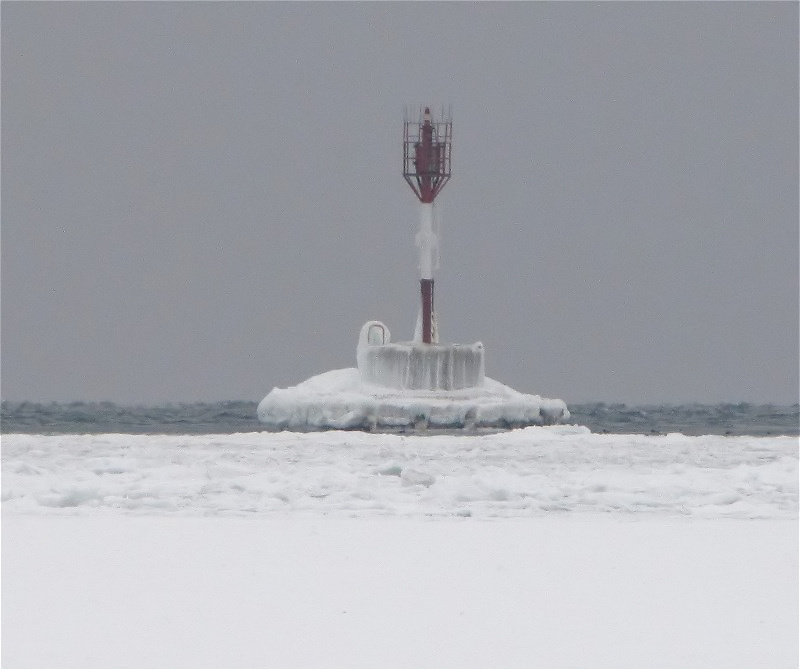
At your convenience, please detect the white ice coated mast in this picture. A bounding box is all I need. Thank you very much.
[414,202,440,342]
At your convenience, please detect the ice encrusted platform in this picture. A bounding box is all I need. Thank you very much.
[257,368,569,431]
[358,340,485,391]
[257,320,569,431]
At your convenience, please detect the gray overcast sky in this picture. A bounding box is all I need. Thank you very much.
[2,1,798,405]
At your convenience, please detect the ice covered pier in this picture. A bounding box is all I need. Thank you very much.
[257,323,568,431]
[255,368,569,432]
[257,107,569,431]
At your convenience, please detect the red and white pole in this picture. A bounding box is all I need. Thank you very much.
[402,105,451,345]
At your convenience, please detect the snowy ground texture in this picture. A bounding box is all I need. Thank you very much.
[2,426,796,518]
[3,427,798,668]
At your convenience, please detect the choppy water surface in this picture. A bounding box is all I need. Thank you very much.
[1,400,797,436]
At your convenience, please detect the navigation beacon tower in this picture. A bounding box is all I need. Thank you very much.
[403,106,452,344]
[354,105,484,393]
[256,105,570,429]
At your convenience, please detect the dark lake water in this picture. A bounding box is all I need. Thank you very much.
[2,401,797,436]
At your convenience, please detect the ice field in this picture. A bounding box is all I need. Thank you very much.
[2,426,797,518]
[3,427,798,667]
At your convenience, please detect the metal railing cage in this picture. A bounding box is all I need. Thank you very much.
[403,105,452,202]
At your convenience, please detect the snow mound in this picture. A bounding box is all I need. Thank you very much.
[256,368,569,431]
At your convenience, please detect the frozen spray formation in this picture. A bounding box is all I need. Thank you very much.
[258,107,568,430]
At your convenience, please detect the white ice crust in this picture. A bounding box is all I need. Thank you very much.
[415,202,438,280]
[257,367,570,430]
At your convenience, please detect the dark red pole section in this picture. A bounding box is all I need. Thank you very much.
[419,111,435,205]
[421,278,434,344]
[420,109,434,343]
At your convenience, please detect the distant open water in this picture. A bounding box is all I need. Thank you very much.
[1,401,797,436]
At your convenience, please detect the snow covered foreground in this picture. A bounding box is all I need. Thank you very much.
[3,516,797,668]
[3,428,798,668]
